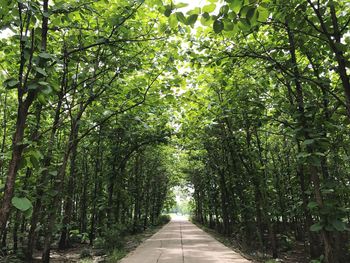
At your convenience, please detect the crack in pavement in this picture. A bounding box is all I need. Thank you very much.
[180,220,185,263]
[156,240,163,263]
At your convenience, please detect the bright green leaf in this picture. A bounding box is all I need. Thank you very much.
[257,6,269,22]
[229,0,243,14]
[11,197,32,212]
[169,13,178,28]
[203,4,216,13]
[175,2,188,8]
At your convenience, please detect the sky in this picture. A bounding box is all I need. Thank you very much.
[0,28,13,39]
[174,0,207,12]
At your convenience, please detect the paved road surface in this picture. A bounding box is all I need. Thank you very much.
[120,216,251,263]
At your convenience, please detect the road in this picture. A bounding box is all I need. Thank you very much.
[120,216,251,263]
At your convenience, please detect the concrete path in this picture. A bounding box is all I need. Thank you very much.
[120,216,251,263]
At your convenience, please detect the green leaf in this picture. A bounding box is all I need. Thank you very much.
[228,0,243,14]
[41,86,53,95]
[335,43,347,52]
[309,155,321,166]
[219,5,229,15]
[169,13,178,28]
[307,201,318,210]
[310,222,323,232]
[296,152,311,159]
[213,19,224,33]
[240,6,251,18]
[246,7,256,19]
[186,14,198,26]
[159,23,167,33]
[4,78,19,89]
[38,52,51,59]
[23,207,33,219]
[223,20,234,31]
[164,5,172,17]
[28,83,39,90]
[30,155,40,169]
[331,219,346,231]
[35,67,48,77]
[238,18,251,31]
[187,7,201,15]
[49,170,58,176]
[303,139,315,145]
[257,6,269,22]
[175,12,186,24]
[11,197,32,212]
[203,4,216,13]
[200,14,212,26]
[37,93,48,104]
[38,81,50,87]
[175,2,188,8]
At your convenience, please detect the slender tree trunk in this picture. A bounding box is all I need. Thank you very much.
[26,88,65,259]
[254,128,278,258]
[0,92,8,176]
[287,23,334,262]
[107,155,118,227]
[80,152,88,234]
[89,128,102,245]
[41,117,80,262]
[133,154,141,233]
[58,129,79,249]
[0,103,30,233]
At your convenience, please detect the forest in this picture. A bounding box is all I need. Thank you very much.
[0,0,349,262]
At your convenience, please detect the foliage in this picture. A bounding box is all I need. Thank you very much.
[100,226,126,251]
[106,249,127,263]
[0,1,349,263]
[156,214,171,225]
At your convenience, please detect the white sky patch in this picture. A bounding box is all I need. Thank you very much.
[174,0,207,13]
[0,28,14,39]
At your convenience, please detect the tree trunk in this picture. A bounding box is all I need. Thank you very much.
[41,118,80,262]
[26,88,65,259]
[58,130,79,249]
[80,152,88,234]
[1,0,49,245]
[0,103,30,233]
[287,23,334,262]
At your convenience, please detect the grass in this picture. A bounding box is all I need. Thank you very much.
[106,249,127,262]
[78,259,94,263]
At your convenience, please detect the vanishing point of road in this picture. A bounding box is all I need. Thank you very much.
[120,216,252,263]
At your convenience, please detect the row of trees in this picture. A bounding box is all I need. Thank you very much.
[0,0,179,262]
[176,0,350,263]
[1,0,349,262]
